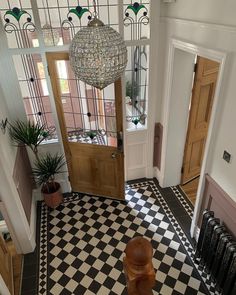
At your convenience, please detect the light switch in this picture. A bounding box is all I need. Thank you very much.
[223,150,231,163]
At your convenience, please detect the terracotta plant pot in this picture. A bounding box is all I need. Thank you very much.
[42,182,63,208]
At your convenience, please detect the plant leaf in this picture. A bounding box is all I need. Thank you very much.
[32,153,66,186]
[8,120,51,152]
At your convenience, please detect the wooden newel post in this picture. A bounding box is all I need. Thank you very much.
[123,236,156,295]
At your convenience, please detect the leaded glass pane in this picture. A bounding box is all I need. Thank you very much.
[36,0,119,47]
[12,54,57,139]
[123,0,150,41]
[125,45,149,130]
[55,59,117,147]
[0,0,38,48]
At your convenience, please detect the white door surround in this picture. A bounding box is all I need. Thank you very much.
[159,38,227,239]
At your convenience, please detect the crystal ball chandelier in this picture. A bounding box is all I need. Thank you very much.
[69,1,127,90]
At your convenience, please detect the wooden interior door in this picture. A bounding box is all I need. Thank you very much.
[181,56,219,184]
[0,234,14,294]
[47,52,125,199]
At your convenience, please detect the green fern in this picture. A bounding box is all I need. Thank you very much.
[32,153,66,193]
[9,120,50,160]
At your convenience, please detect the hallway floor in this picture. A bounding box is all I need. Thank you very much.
[21,180,219,295]
[180,177,200,206]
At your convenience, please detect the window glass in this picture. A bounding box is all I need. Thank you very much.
[13,54,57,140]
[0,0,38,48]
[36,0,119,46]
[125,45,149,130]
[123,0,150,41]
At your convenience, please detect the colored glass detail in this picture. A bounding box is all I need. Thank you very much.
[127,3,145,16]
[62,5,92,36]
[5,7,27,22]
[69,6,90,20]
[124,1,149,41]
[86,131,97,140]
[3,6,36,48]
[132,118,140,126]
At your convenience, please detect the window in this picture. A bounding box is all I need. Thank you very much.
[56,60,70,94]
[13,54,57,140]
[1,0,152,138]
[37,62,49,96]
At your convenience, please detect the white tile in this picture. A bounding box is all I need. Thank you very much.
[174,280,187,294]
[160,284,173,295]
[80,275,93,289]
[50,269,63,282]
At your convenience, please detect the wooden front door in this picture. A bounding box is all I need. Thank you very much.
[181,56,219,184]
[47,52,125,199]
[0,234,14,294]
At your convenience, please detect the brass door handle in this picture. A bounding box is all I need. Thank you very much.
[111,153,117,159]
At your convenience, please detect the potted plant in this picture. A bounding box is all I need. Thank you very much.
[32,153,66,208]
[9,120,50,161]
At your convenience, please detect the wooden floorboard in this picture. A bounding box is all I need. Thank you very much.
[180,177,199,206]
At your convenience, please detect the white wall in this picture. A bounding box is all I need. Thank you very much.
[0,275,11,295]
[0,90,36,253]
[161,0,236,26]
[0,29,36,253]
[158,2,236,201]
[161,49,195,187]
[0,90,17,171]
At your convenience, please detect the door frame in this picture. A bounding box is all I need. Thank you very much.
[159,38,228,239]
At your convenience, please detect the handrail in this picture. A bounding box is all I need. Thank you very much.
[123,236,156,295]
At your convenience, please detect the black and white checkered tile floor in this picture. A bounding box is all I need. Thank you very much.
[36,180,220,295]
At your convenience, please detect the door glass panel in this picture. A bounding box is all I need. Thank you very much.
[56,60,117,147]
[125,45,149,130]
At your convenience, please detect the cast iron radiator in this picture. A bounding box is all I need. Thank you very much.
[194,210,236,295]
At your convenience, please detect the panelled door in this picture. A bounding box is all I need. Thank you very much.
[47,52,124,199]
[181,56,219,184]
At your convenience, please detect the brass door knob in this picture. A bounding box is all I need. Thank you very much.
[111,153,117,159]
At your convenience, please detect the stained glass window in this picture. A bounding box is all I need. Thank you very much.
[123,0,150,41]
[0,0,37,48]
[12,54,57,139]
[125,45,149,129]
[36,0,119,46]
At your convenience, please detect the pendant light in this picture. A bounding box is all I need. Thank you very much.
[42,0,60,46]
[69,0,127,90]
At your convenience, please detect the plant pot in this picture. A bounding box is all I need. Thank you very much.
[42,182,63,208]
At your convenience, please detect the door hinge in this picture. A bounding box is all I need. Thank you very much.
[181,166,184,174]
[194,63,197,73]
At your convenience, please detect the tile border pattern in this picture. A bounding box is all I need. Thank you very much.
[170,186,194,218]
[38,201,48,294]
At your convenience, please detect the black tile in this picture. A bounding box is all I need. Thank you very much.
[21,276,37,292]
[21,289,37,295]
[22,263,37,278]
